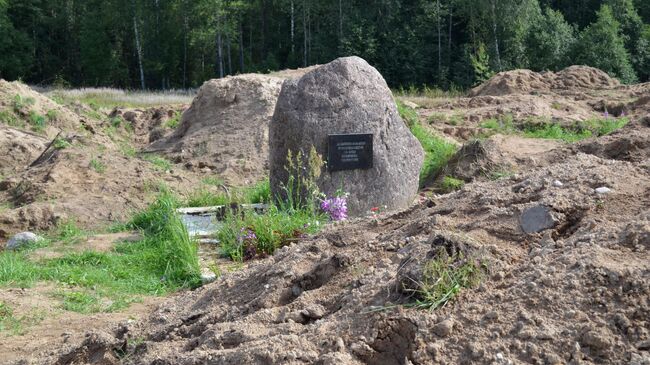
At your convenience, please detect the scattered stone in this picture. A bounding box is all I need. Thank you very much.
[595,187,611,194]
[580,328,613,352]
[520,205,557,234]
[270,56,424,216]
[6,232,42,250]
[637,339,650,351]
[433,318,454,337]
[552,180,564,187]
[544,352,563,365]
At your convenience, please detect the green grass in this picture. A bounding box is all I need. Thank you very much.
[439,176,464,193]
[46,109,58,122]
[90,158,106,173]
[53,138,71,149]
[0,110,23,127]
[119,142,137,157]
[410,123,458,186]
[185,179,271,207]
[218,205,325,261]
[396,99,419,127]
[141,154,172,171]
[201,176,225,187]
[52,219,87,245]
[0,301,45,336]
[407,252,484,310]
[397,101,457,185]
[481,115,629,142]
[28,111,46,132]
[165,111,181,129]
[0,192,201,318]
[12,94,35,113]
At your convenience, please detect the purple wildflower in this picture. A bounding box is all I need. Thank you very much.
[320,196,348,221]
[604,111,609,119]
[239,227,257,241]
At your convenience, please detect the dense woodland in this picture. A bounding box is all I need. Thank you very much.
[1,0,649,89]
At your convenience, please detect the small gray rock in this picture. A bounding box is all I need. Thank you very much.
[552,180,564,187]
[6,232,42,250]
[433,318,454,337]
[520,205,557,234]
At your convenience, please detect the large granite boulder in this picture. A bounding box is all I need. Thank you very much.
[270,56,424,216]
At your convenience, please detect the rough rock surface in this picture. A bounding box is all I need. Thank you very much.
[148,74,285,184]
[270,56,424,216]
[6,231,41,250]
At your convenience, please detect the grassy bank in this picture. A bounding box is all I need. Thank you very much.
[396,100,458,186]
[480,114,629,142]
[0,192,200,319]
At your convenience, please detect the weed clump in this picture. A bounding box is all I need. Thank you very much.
[408,251,484,310]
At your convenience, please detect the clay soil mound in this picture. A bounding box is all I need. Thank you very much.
[109,106,187,146]
[147,74,285,185]
[30,136,650,364]
[469,66,620,97]
[0,80,83,136]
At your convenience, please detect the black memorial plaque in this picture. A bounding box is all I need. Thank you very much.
[327,134,373,172]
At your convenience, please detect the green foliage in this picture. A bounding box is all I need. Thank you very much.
[141,154,172,171]
[128,191,200,286]
[12,94,34,113]
[407,114,458,186]
[46,109,58,122]
[186,179,271,208]
[573,5,638,83]
[53,138,71,149]
[218,206,325,262]
[0,110,21,127]
[28,111,46,132]
[165,112,181,129]
[52,219,86,245]
[90,158,106,173]
[439,176,465,193]
[470,43,494,86]
[396,99,419,127]
[406,251,484,310]
[526,7,575,70]
[480,114,628,142]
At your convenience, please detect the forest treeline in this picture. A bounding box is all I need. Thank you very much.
[0,0,649,90]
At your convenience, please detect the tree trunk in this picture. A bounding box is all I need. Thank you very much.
[491,0,502,71]
[291,0,295,55]
[239,22,245,73]
[215,9,224,78]
[132,3,145,90]
[437,0,442,81]
[338,0,343,44]
[303,0,307,67]
[226,33,232,76]
[182,1,188,88]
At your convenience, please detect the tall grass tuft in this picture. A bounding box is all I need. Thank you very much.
[129,191,200,287]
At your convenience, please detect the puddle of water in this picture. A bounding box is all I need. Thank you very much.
[181,214,223,238]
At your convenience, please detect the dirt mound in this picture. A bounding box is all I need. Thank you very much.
[30,146,649,364]
[0,80,83,137]
[109,106,186,146]
[575,117,650,163]
[431,135,560,185]
[0,126,48,177]
[147,74,284,185]
[469,66,620,97]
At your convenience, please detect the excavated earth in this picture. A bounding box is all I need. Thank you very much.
[411,66,650,143]
[23,118,650,365]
